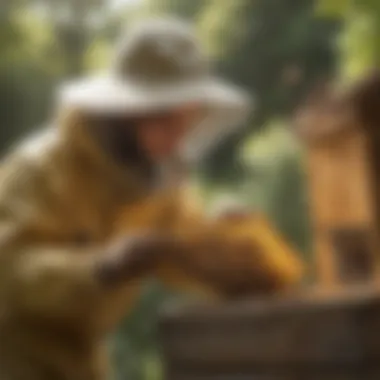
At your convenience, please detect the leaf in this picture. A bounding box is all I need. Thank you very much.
[315,0,351,18]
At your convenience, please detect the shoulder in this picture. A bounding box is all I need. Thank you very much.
[5,126,59,164]
[0,126,63,220]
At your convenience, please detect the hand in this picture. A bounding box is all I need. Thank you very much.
[208,196,256,222]
[213,204,256,222]
[96,231,175,286]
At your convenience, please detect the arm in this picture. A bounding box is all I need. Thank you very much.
[4,215,303,322]
[139,188,305,298]
[1,228,159,319]
[0,155,157,320]
[8,243,105,318]
[154,216,305,298]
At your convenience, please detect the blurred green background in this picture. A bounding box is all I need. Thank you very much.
[1,0,379,379]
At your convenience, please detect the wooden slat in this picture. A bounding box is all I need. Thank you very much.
[159,287,380,379]
[306,131,374,227]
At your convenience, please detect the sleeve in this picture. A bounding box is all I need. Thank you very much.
[0,157,141,320]
[0,225,158,320]
[5,240,105,318]
[152,189,305,298]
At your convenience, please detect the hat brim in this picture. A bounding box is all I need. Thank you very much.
[58,75,253,160]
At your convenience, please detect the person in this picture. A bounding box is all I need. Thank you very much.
[0,18,303,380]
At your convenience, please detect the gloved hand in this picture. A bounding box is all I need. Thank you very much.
[96,231,175,286]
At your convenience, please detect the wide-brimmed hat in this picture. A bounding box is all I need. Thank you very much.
[58,18,253,160]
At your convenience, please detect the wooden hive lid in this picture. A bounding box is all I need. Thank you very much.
[346,69,380,130]
[293,84,357,146]
[293,71,380,147]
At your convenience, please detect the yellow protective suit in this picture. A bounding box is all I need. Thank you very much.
[0,111,304,379]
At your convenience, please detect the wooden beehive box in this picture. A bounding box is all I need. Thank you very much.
[159,286,380,380]
[294,75,380,287]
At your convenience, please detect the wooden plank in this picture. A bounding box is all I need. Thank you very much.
[305,131,378,285]
[164,371,380,380]
[159,287,380,379]
[306,131,374,227]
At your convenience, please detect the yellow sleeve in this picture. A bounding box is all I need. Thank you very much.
[6,242,104,318]
[153,189,305,298]
[1,229,147,320]
[115,184,304,299]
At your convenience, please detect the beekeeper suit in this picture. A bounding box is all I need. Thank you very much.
[0,18,303,380]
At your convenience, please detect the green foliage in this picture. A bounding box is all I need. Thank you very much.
[315,0,351,18]
[338,10,379,81]
[111,282,185,380]
[0,0,122,152]
[240,120,312,257]
[197,0,249,58]
[0,7,58,151]
[316,0,380,82]
[194,0,339,182]
[143,0,207,20]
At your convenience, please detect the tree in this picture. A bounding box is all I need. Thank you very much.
[0,4,58,151]
[143,0,207,20]
[0,0,121,152]
[317,0,380,82]
[197,0,339,182]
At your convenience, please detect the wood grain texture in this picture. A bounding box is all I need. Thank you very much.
[159,286,380,380]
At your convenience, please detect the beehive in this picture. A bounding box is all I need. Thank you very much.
[295,74,380,286]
